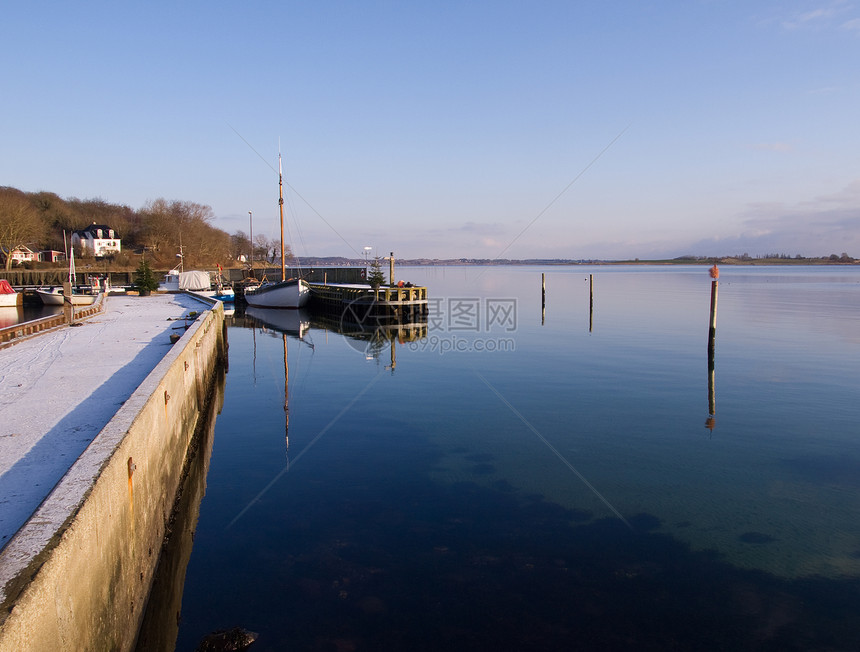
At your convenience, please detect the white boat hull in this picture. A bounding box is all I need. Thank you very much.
[0,280,20,307]
[36,289,97,306]
[244,279,310,308]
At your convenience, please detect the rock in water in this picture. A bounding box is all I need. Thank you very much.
[195,627,258,652]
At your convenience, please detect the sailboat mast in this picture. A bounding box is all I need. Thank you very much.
[278,153,286,283]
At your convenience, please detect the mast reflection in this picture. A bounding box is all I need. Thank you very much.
[241,307,311,456]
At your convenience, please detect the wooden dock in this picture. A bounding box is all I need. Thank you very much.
[309,283,428,323]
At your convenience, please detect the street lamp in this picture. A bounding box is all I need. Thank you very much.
[363,246,373,270]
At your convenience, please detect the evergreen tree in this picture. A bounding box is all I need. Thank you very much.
[367,256,386,290]
[133,258,160,294]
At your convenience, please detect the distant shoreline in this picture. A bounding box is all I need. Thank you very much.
[289,256,858,268]
[3,257,856,279]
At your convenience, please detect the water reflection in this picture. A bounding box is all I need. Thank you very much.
[174,266,860,650]
[706,356,716,433]
[0,304,62,328]
[242,306,310,339]
[134,364,225,652]
[0,307,20,329]
[241,308,312,454]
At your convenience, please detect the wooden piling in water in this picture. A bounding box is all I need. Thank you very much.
[708,265,719,356]
[589,274,594,332]
[541,273,546,325]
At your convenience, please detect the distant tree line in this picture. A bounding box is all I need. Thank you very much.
[0,186,288,271]
[673,252,855,263]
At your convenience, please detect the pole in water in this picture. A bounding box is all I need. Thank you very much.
[708,264,719,357]
[706,264,719,432]
[541,273,546,307]
[390,251,395,286]
[541,273,546,325]
[589,274,594,332]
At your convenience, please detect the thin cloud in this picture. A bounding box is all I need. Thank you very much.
[677,180,860,257]
[738,180,860,253]
[780,1,854,30]
[749,142,794,152]
[455,221,507,235]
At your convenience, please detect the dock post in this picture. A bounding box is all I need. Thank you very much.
[63,280,74,324]
[390,252,395,286]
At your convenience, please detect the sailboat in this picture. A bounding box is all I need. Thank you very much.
[36,248,97,306]
[244,153,310,309]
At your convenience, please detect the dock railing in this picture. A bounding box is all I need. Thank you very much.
[309,283,427,305]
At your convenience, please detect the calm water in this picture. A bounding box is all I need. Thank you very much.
[0,304,60,328]
[170,265,860,651]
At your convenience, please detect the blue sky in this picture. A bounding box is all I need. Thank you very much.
[3,1,859,260]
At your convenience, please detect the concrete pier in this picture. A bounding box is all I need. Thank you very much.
[0,294,227,651]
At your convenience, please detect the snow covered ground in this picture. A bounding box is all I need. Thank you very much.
[0,293,212,550]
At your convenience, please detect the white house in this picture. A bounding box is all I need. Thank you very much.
[71,223,122,257]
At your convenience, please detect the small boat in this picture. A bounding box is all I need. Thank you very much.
[35,287,97,306]
[35,249,98,306]
[161,269,210,292]
[162,268,236,302]
[244,278,309,308]
[243,152,310,309]
[0,280,21,307]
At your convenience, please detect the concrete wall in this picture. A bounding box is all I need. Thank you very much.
[0,303,227,651]
[133,370,223,652]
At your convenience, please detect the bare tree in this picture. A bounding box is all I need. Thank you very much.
[0,187,44,270]
[139,198,176,255]
[231,230,251,263]
[139,199,230,267]
[253,234,271,263]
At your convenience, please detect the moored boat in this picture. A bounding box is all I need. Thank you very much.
[162,268,236,302]
[244,278,309,308]
[36,248,99,306]
[243,151,309,309]
[35,287,97,306]
[0,280,21,307]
